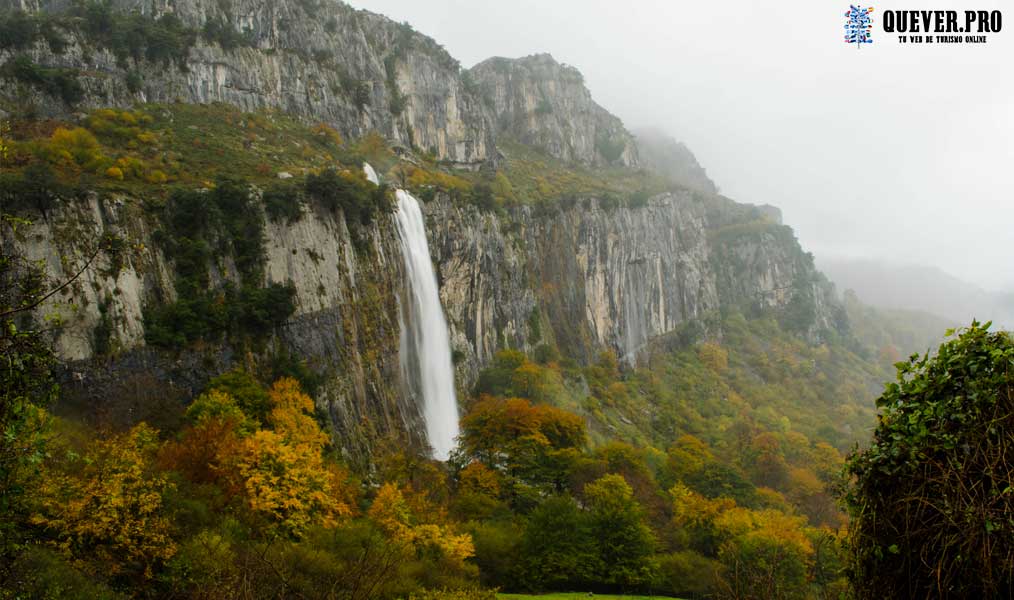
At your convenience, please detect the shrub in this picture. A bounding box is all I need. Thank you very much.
[0,11,39,51]
[628,189,651,209]
[105,166,124,180]
[125,71,143,93]
[304,167,391,226]
[263,181,304,223]
[4,55,84,105]
[6,546,125,600]
[656,550,724,598]
[202,19,253,51]
[598,193,619,213]
[595,132,626,163]
[469,182,496,212]
[0,11,67,54]
[76,3,197,69]
[47,127,104,171]
[0,162,69,215]
[843,322,1014,598]
[144,180,296,349]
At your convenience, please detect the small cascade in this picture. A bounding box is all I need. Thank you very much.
[363,163,460,460]
[363,162,379,185]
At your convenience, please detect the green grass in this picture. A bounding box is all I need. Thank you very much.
[499,594,684,600]
[0,102,362,199]
[495,137,671,206]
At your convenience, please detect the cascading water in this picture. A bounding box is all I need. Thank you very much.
[363,163,379,185]
[363,164,460,460]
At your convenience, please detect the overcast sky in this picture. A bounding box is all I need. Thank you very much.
[348,0,1013,292]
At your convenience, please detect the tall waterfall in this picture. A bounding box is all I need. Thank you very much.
[363,164,460,459]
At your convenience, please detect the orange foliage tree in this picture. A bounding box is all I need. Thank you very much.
[459,396,586,501]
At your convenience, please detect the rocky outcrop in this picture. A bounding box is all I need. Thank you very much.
[2,4,647,170]
[468,54,638,167]
[0,0,495,167]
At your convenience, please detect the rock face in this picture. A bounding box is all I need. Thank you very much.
[1,0,495,167]
[1,3,649,171]
[468,54,639,167]
[429,193,839,374]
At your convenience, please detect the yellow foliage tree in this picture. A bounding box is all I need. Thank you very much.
[313,122,344,147]
[459,461,501,498]
[266,377,328,450]
[30,423,176,578]
[668,481,816,598]
[233,378,353,536]
[47,127,105,172]
[236,429,352,536]
[698,341,729,373]
[369,483,475,566]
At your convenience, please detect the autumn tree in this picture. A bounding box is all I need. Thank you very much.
[162,377,355,538]
[30,423,177,579]
[369,483,475,571]
[747,432,789,490]
[453,461,504,520]
[715,508,813,600]
[235,378,354,536]
[668,481,814,600]
[459,396,585,505]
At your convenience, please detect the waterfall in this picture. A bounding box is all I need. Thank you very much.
[363,164,460,460]
[363,163,379,185]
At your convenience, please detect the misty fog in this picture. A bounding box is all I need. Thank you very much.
[348,0,1014,305]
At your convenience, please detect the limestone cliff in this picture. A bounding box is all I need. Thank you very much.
[429,191,840,376]
[17,188,425,459]
[468,54,638,167]
[21,183,839,460]
[1,0,494,167]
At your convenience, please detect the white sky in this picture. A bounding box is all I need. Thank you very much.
[347,0,1014,291]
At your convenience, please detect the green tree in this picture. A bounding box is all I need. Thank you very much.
[583,474,657,589]
[518,496,598,590]
[843,322,1014,598]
